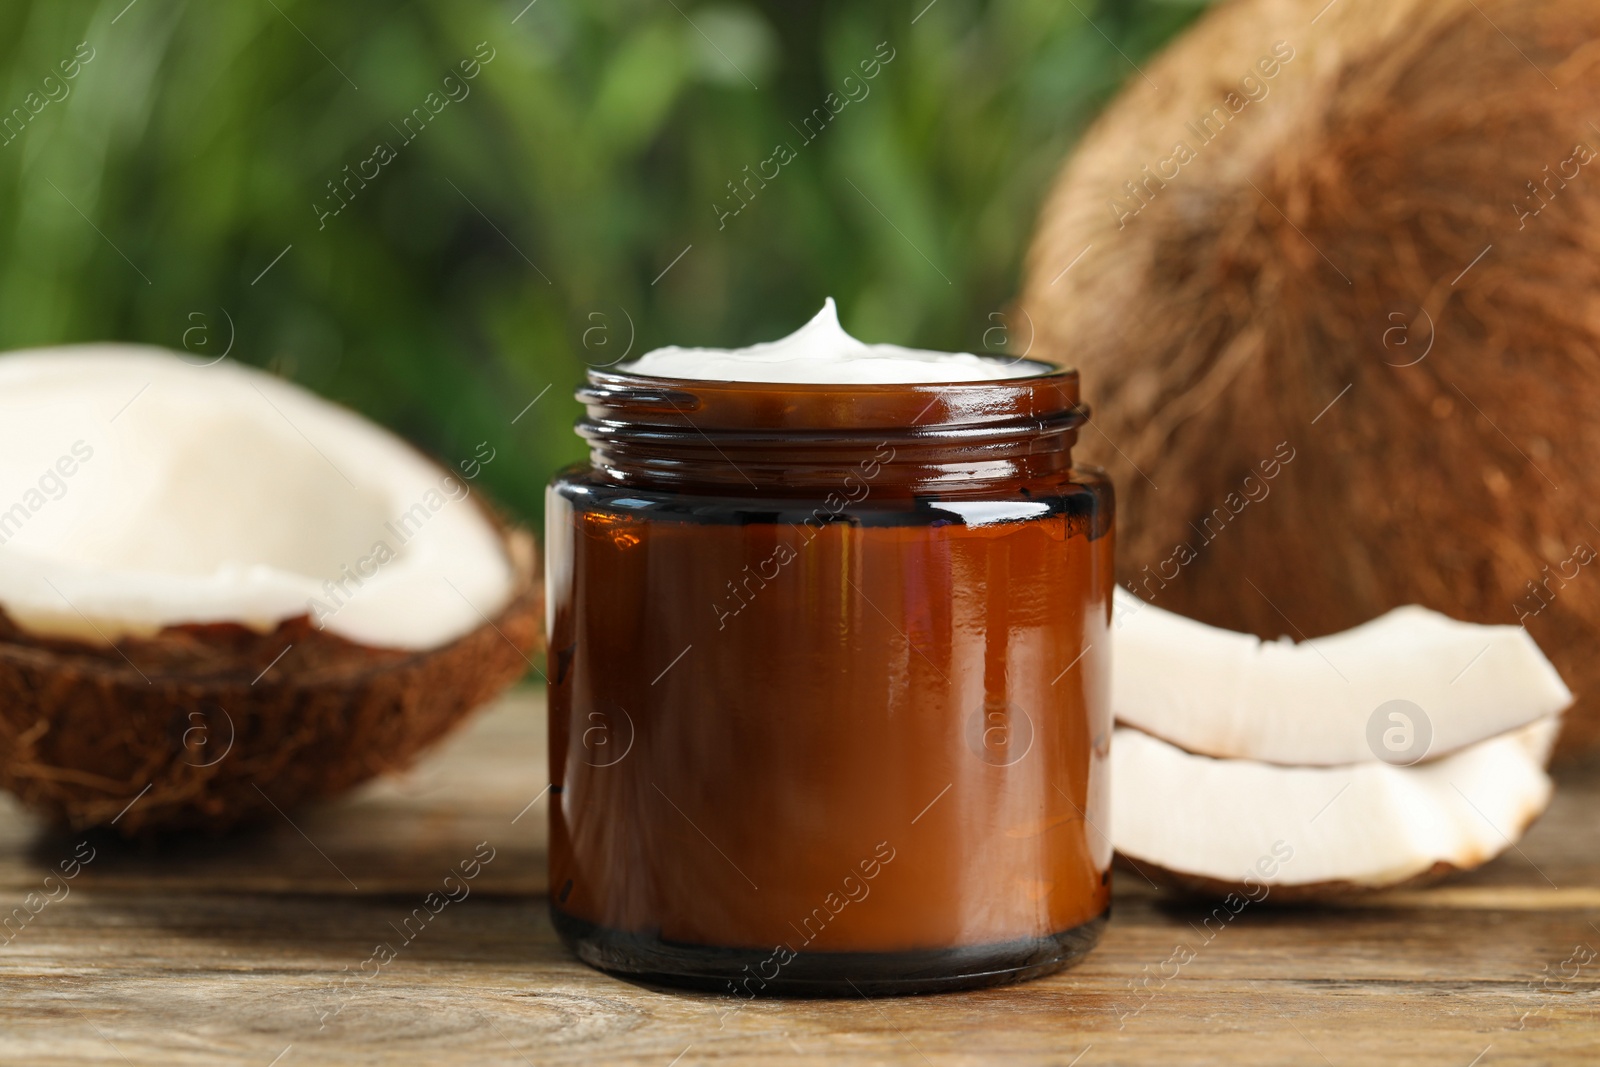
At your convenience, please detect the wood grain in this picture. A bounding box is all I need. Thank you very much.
[0,688,1597,1065]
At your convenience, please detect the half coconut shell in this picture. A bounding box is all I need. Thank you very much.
[0,521,540,834]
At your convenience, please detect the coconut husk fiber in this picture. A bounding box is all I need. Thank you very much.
[1021,0,1600,759]
[0,522,541,834]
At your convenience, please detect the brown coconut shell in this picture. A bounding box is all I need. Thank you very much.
[1021,0,1600,758]
[0,517,541,834]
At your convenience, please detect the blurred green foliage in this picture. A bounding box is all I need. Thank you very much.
[0,0,1202,522]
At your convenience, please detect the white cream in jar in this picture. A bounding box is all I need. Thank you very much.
[619,298,1045,384]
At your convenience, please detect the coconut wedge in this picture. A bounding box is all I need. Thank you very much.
[0,346,540,832]
[1112,588,1572,765]
[1112,719,1559,899]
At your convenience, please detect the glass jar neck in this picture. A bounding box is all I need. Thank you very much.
[575,367,1087,495]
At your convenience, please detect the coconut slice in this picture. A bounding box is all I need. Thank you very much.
[1112,719,1559,900]
[1112,587,1572,765]
[0,345,540,832]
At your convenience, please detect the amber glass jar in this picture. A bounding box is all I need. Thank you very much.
[545,363,1114,996]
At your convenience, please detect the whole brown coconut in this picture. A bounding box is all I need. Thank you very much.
[1021,0,1600,758]
[0,524,540,834]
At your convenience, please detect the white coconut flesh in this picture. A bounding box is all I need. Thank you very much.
[1112,587,1572,766]
[1112,718,1560,890]
[0,346,513,652]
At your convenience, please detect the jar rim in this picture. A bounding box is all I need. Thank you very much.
[601,354,1064,389]
[579,362,1081,434]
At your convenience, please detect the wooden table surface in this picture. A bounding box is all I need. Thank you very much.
[1,687,1597,1066]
